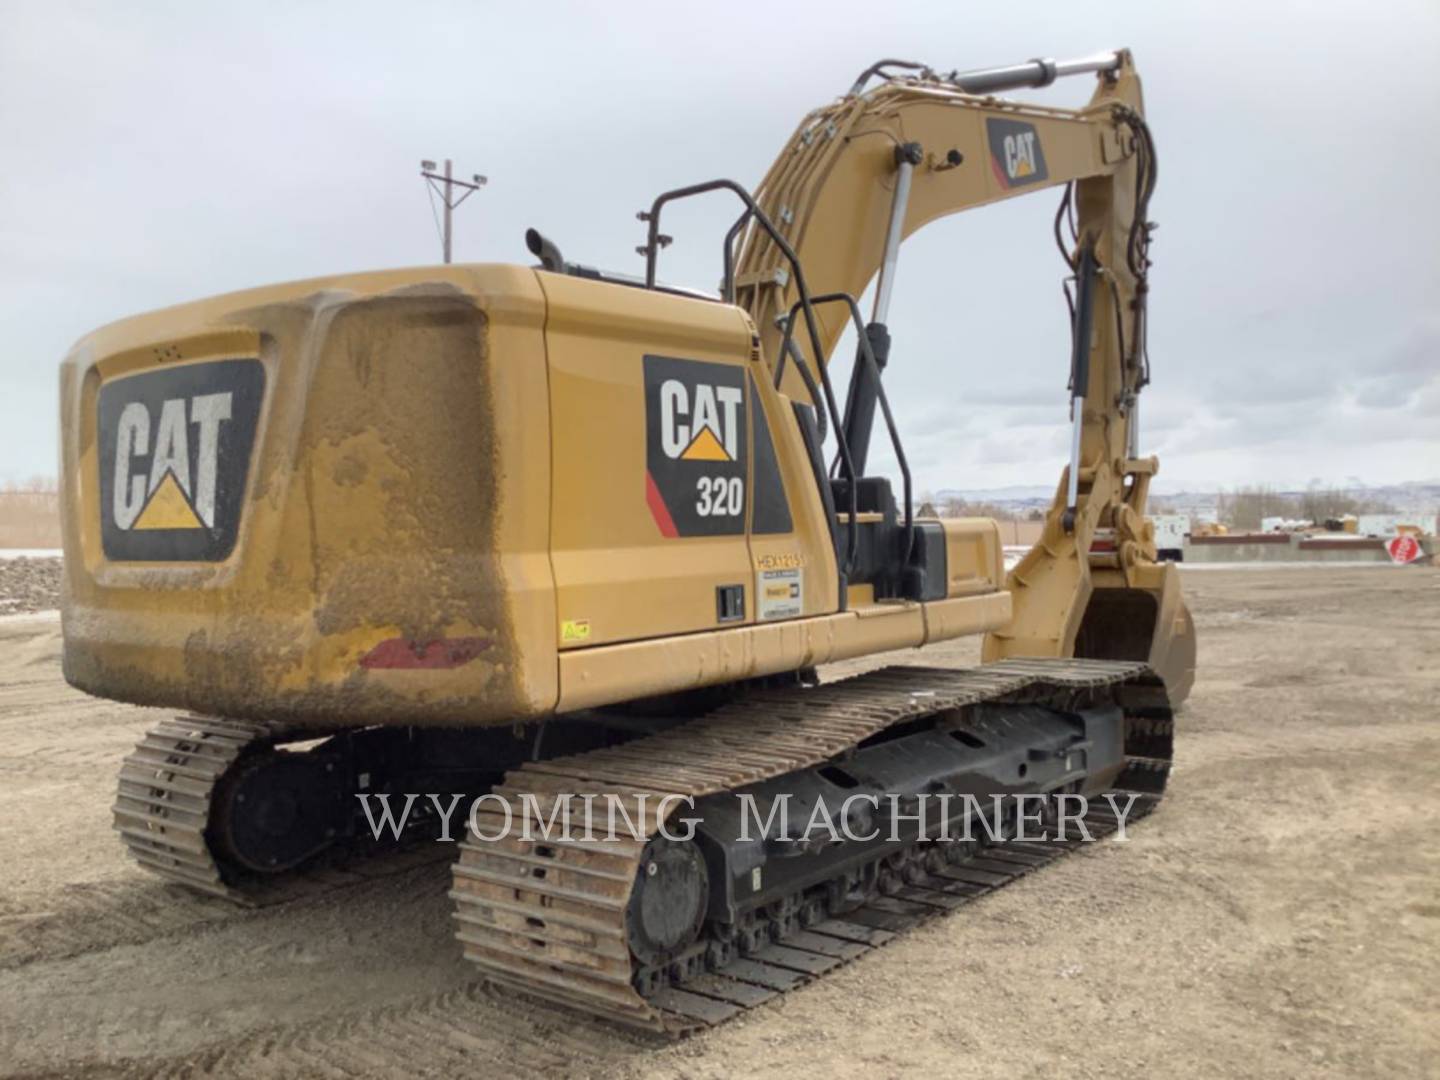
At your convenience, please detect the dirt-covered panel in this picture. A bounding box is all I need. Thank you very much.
[62,282,525,728]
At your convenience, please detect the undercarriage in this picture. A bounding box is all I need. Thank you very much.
[117,658,1171,1030]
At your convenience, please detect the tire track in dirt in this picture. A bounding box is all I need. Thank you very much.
[0,858,650,1078]
[0,879,252,972]
[134,983,650,1080]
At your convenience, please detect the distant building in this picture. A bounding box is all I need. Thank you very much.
[1357,512,1437,537]
[1147,515,1189,560]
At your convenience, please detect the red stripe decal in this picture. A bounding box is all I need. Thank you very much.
[989,153,1011,190]
[645,470,679,538]
[360,636,492,670]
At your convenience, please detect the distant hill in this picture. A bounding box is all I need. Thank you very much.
[927,480,1440,525]
[935,479,1440,506]
[934,485,1054,504]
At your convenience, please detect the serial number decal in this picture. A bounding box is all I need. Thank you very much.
[754,552,805,571]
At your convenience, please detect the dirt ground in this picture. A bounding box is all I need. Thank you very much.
[0,566,1437,1079]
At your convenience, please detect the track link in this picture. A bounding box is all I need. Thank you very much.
[451,659,1173,1032]
[114,716,442,905]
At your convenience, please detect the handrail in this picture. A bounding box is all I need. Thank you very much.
[638,178,859,583]
[774,329,829,444]
[721,209,751,305]
[781,293,915,567]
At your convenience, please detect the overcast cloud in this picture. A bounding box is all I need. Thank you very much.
[3,0,1437,494]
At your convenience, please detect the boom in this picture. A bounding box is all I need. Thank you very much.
[725,48,1191,695]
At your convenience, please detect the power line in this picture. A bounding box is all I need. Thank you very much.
[419,159,486,264]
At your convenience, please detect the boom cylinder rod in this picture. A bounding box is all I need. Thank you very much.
[841,142,921,478]
[950,51,1120,95]
[871,144,919,324]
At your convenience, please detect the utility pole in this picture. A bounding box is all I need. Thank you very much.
[420,159,487,263]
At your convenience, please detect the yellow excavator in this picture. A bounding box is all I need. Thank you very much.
[59,49,1194,1031]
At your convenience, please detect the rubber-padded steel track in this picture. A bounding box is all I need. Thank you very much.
[451,659,1173,1032]
[114,716,443,905]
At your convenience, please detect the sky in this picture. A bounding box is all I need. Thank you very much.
[3,0,1437,495]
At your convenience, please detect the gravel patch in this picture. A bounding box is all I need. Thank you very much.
[0,555,62,615]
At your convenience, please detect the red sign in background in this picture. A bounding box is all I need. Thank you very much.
[1386,535,1422,564]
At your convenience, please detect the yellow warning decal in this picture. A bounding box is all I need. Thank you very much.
[680,426,730,462]
[561,619,591,644]
[132,472,204,530]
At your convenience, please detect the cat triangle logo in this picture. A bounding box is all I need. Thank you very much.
[986,118,1048,189]
[132,471,204,531]
[680,425,731,462]
[99,357,264,562]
